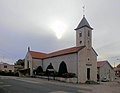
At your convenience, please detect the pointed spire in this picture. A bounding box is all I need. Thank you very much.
[75,16,93,30]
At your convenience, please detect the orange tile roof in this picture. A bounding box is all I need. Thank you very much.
[29,46,85,59]
[29,51,47,59]
[45,46,85,58]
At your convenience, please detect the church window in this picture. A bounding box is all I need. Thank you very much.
[27,61,29,68]
[34,66,43,75]
[58,61,68,76]
[88,58,90,61]
[80,41,82,44]
[79,33,82,37]
[88,30,90,37]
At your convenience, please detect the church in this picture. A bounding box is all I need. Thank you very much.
[24,15,98,83]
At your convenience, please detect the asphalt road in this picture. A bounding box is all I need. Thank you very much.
[0,76,92,93]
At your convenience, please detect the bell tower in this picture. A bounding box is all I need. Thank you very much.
[75,16,93,49]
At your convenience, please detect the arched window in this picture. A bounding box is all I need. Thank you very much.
[27,61,29,68]
[58,61,68,76]
[46,63,54,70]
[79,32,82,37]
[34,66,43,75]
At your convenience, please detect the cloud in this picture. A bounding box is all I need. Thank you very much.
[0,0,120,65]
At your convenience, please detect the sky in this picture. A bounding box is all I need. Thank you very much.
[0,0,120,66]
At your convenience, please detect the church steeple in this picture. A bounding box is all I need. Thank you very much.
[75,16,93,49]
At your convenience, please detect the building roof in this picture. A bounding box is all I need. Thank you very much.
[0,62,4,64]
[45,46,85,58]
[0,62,14,66]
[114,67,120,71]
[75,16,93,30]
[29,46,85,59]
[97,60,113,69]
[29,51,47,59]
[97,61,106,67]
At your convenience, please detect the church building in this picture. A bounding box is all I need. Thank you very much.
[24,16,98,83]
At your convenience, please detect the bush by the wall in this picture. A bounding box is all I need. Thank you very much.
[0,70,19,76]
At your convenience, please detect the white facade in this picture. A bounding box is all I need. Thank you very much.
[0,62,14,72]
[24,52,43,75]
[77,47,97,83]
[97,61,115,81]
[24,16,97,83]
[43,53,77,73]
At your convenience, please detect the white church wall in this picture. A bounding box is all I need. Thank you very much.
[77,47,97,83]
[24,52,35,76]
[32,59,43,70]
[24,52,32,69]
[78,47,87,83]
[90,49,97,81]
[43,53,78,74]
[24,52,29,69]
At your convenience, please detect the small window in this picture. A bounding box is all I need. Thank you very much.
[88,58,90,61]
[4,65,7,68]
[80,41,82,44]
[79,33,82,37]
[27,61,29,68]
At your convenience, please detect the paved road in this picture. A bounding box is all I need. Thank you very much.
[0,76,120,93]
[0,76,92,93]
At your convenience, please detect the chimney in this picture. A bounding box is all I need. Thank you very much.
[28,47,30,52]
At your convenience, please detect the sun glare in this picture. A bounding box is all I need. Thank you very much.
[50,20,67,39]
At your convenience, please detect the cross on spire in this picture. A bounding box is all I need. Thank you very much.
[83,6,85,17]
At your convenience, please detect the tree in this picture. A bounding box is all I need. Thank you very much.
[46,63,54,76]
[15,59,24,66]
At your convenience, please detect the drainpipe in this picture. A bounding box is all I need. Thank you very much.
[42,59,43,70]
[31,60,33,76]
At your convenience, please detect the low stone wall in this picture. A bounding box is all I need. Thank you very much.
[35,75,77,83]
[55,77,77,83]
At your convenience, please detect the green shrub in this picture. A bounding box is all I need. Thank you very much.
[0,70,19,76]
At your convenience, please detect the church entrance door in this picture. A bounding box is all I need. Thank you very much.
[87,68,90,80]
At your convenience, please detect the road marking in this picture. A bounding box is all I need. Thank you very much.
[0,85,12,87]
[49,91,69,93]
[2,85,12,87]
[0,77,8,79]
[78,90,90,93]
